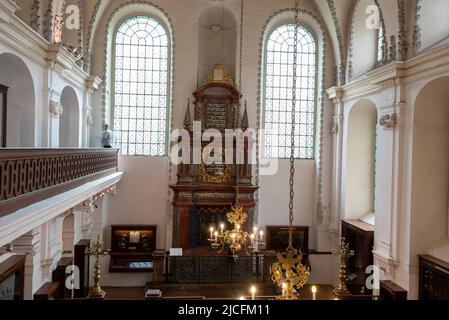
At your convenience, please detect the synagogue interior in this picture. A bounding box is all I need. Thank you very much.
[1,0,449,302]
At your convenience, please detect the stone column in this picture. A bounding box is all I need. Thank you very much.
[373,79,405,282]
[327,87,345,232]
[13,228,41,300]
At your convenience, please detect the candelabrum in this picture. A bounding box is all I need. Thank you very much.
[86,235,110,299]
[332,237,355,297]
[208,204,265,259]
[270,249,310,300]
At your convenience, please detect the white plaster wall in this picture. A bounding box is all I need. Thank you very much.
[419,0,449,51]
[60,86,81,147]
[410,77,449,263]
[350,0,377,79]
[101,156,169,286]
[344,100,377,220]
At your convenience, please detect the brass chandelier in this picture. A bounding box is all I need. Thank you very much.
[208,0,265,260]
[270,0,310,300]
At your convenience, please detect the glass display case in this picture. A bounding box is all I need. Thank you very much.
[109,225,157,273]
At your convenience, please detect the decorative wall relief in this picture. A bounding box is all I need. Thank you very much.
[379,113,397,129]
[397,0,408,61]
[49,100,63,118]
[30,0,41,33]
[389,35,397,61]
[412,0,422,55]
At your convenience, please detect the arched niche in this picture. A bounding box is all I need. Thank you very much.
[344,99,378,221]
[348,0,378,80]
[411,76,449,263]
[418,0,449,52]
[197,5,237,84]
[0,53,35,147]
[59,86,80,148]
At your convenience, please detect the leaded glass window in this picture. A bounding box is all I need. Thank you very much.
[113,16,170,156]
[263,24,317,159]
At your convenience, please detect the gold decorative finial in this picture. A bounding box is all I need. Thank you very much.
[202,64,236,88]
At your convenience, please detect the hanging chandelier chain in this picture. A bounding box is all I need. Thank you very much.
[235,0,245,204]
[288,0,300,251]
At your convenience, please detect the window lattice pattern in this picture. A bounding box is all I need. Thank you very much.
[264,25,317,159]
[114,16,169,156]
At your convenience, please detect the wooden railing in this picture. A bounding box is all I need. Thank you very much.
[0,149,118,217]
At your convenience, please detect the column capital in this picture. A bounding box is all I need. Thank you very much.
[379,112,398,130]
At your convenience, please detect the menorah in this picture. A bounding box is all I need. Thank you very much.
[86,235,110,299]
[332,237,355,297]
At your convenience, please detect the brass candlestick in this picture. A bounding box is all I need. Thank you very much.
[332,237,355,297]
[87,235,110,299]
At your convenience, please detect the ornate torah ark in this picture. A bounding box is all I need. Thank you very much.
[171,65,258,251]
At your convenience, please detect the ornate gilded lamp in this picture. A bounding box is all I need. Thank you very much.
[208,204,265,259]
[270,0,310,300]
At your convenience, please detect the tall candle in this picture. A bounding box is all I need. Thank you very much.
[259,231,264,242]
[312,286,317,301]
[209,227,214,239]
[250,286,256,300]
[220,223,225,233]
[214,231,219,242]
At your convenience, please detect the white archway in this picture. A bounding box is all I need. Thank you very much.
[0,53,35,147]
[59,86,80,148]
[411,76,449,264]
[344,99,378,221]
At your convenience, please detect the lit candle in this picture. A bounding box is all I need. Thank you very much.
[214,231,219,242]
[250,233,255,245]
[253,226,258,235]
[209,227,214,239]
[312,286,317,301]
[250,286,257,300]
[220,223,225,233]
[259,230,264,242]
[239,296,246,301]
[282,283,287,296]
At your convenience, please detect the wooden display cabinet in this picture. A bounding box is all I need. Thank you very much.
[341,220,374,295]
[109,225,157,273]
[419,255,449,300]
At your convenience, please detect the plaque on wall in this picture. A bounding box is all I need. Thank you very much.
[206,103,227,130]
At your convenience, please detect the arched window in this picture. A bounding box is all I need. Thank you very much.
[263,24,317,159]
[113,16,170,156]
